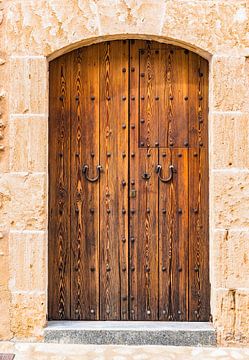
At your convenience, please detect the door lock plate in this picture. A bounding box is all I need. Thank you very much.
[130,189,136,198]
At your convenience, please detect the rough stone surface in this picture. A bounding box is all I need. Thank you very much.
[44,321,216,346]
[0,173,47,230]
[0,0,248,346]
[0,233,12,340]
[10,292,46,340]
[213,230,249,288]
[213,289,249,345]
[9,116,47,172]
[162,1,249,56]
[211,113,249,169]
[9,231,47,292]
[212,57,249,111]
[10,58,47,114]
[97,0,166,36]
[213,172,249,229]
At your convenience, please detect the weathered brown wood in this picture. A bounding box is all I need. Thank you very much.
[130,148,159,320]
[49,40,209,322]
[129,39,145,320]
[165,48,189,148]
[99,41,129,320]
[48,54,71,320]
[158,149,189,320]
[139,42,159,148]
[189,53,209,148]
[70,45,100,320]
[189,148,209,321]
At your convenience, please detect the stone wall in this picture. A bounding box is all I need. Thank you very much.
[0,0,248,345]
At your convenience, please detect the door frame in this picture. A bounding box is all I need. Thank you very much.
[47,37,211,321]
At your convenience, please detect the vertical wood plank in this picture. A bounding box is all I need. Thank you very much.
[160,49,189,148]
[139,42,159,148]
[129,39,142,320]
[189,53,209,148]
[130,148,159,320]
[158,149,189,320]
[156,44,169,148]
[48,54,71,320]
[189,148,210,321]
[130,40,159,320]
[99,41,129,320]
[70,45,100,320]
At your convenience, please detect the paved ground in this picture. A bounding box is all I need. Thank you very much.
[1,342,249,360]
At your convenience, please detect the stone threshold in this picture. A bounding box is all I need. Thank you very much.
[44,321,216,346]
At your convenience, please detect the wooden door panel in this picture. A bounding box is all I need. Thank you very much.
[49,40,209,322]
[189,53,209,149]
[139,45,189,148]
[188,53,209,149]
[165,49,189,149]
[139,45,159,148]
[189,148,209,321]
[129,148,159,320]
[70,45,100,320]
[158,149,189,320]
[99,41,129,320]
[48,54,71,320]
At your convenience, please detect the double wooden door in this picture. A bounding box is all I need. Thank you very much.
[49,40,210,321]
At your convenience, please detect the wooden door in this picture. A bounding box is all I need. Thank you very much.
[48,40,210,321]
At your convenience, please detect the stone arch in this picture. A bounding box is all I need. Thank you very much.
[47,34,212,62]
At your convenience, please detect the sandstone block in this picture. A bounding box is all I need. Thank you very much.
[211,113,249,169]
[10,57,47,114]
[0,173,47,230]
[5,0,99,56]
[213,172,249,228]
[0,236,9,289]
[10,292,46,340]
[235,290,249,344]
[9,116,47,172]
[0,290,12,340]
[161,1,249,55]
[212,288,249,345]
[9,231,47,292]
[212,56,249,111]
[0,120,10,173]
[212,230,249,288]
[97,0,165,35]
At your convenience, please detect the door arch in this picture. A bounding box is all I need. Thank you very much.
[48,39,209,321]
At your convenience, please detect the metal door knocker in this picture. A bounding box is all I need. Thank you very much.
[155,164,174,183]
[82,164,102,182]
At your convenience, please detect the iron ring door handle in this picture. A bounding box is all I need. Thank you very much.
[155,164,174,183]
[82,164,102,182]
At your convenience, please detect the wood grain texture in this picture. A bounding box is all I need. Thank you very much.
[99,41,129,320]
[165,48,189,148]
[70,45,100,320]
[129,148,159,320]
[158,149,189,320]
[139,42,158,148]
[49,40,209,321]
[48,54,71,320]
[188,148,210,321]
[188,53,209,148]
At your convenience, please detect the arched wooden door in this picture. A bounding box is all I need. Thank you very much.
[48,40,209,321]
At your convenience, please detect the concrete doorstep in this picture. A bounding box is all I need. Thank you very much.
[44,321,216,346]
